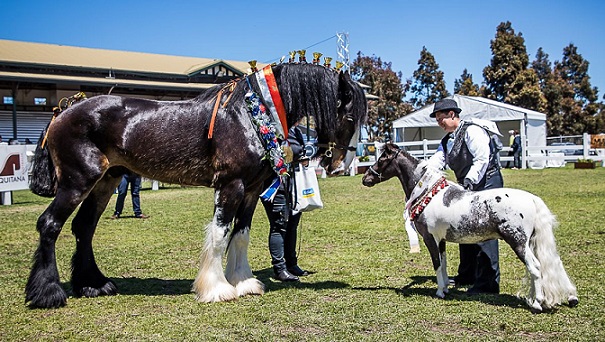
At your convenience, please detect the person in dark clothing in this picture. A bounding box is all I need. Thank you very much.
[427,98,502,294]
[111,172,149,219]
[511,130,522,169]
[262,123,310,282]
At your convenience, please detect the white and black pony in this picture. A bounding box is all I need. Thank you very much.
[362,143,578,313]
[26,63,367,308]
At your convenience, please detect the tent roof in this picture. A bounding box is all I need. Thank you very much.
[392,95,546,128]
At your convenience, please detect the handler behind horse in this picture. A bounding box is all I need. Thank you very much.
[426,98,503,294]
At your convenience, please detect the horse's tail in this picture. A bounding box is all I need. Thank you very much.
[29,123,57,197]
[529,195,577,309]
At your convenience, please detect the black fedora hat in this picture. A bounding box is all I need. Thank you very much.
[429,98,462,118]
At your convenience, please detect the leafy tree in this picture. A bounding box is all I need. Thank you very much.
[454,69,480,96]
[409,46,450,108]
[552,44,601,134]
[507,68,546,112]
[482,21,529,102]
[531,48,569,134]
[350,52,412,141]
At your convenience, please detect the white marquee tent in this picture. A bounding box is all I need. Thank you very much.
[391,95,547,153]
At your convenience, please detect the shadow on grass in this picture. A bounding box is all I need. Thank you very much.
[68,269,350,297]
[111,277,193,296]
[254,268,350,293]
[353,275,528,310]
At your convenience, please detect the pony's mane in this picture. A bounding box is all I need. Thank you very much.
[384,143,443,182]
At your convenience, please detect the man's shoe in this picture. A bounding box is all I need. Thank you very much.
[110,214,119,219]
[287,265,310,277]
[274,270,299,282]
[135,214,149,219]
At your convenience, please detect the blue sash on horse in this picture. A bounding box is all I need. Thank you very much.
[260,177,282,202]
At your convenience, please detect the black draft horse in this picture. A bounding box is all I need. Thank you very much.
[26,63,367,308]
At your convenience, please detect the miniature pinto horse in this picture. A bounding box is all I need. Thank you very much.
[26,62,367,308]
[362,143,578,312]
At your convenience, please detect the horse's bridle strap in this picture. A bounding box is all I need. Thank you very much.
[317,142,356,158]
[368,148,402,180]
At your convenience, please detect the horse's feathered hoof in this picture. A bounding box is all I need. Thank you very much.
[25,282,67,309]
[568,296,579,307]
[235,278,265,297]
[74,279,118,298]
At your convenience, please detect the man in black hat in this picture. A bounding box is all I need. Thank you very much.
[427,98,503,294]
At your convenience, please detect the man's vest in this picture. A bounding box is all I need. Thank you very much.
[440,122,501,187]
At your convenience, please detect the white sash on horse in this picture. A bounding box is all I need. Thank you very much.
[403,167,447,253]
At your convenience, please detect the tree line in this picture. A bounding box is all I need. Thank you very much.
[350,21,604,141]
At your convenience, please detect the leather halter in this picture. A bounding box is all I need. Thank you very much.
[368,148,402,180]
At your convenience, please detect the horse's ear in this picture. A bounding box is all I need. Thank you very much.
[338,71,354,109]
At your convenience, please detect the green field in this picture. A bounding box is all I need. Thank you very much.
[1,166,604,341]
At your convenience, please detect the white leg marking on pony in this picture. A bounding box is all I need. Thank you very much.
[193,220,238,303]
[440,250,449,295]
[434,249,449,298]
[225,229,265,297]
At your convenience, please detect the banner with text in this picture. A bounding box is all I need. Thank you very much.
[0,145,29,192]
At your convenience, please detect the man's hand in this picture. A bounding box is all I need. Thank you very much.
[463,178,474,191]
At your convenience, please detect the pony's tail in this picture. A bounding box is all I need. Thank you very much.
[529,196,578,309]
[29,124,57,197]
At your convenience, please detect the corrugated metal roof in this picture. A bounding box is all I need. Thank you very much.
[0,39,256,75]
[0,71,214,90]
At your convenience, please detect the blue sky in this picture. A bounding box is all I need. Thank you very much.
[2,0,604,99]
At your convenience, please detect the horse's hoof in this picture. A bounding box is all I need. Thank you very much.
[194,282,238,303]
[25,282,68,309]
[76,280,118,298]
[568,296,579,307]
[235,278,265,297]
[529,301,543,314]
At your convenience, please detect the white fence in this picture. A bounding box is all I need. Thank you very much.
[356,132,605,171]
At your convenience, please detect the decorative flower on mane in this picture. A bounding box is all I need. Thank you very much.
[245,92,288,176]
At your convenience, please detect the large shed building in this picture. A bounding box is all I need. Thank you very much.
[0,39,256,143]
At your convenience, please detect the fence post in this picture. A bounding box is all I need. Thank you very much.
[422,139,429,159]
[1,191,12,205]
[583,133,590,159]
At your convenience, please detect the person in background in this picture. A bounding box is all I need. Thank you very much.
[262,123,310,282]
[506,130,515,168]
[512,130,522,169]
[427,98,502,295]
[111,171,149,219]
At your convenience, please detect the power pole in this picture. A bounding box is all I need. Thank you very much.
[336,32,350,72]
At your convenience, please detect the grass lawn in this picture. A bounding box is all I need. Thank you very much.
[1,165,604,341]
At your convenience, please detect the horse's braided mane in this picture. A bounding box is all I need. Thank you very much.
[193,63,366,135]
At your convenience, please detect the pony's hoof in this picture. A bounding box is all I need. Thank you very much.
[568,296,579,307]
[530,307,543,314]
[529,301,543,314]
[235,278,265,297]
[25,282,68,309]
